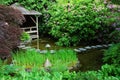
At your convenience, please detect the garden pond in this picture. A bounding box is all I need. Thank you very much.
[28,37,105,72]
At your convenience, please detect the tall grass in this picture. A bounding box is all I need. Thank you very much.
[12,49,78,71]
[12,49,46,68]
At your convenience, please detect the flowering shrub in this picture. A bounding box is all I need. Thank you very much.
[46,1,119,46]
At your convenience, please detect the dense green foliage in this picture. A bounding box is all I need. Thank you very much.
[0,0,13,5]
[109,30,120,43]
[0,0,52,11]
[103,43,120,66]
[0,64,77,80]
[46,0,119,46]
[12,49,77,72]
[101,43,120,79]
[111,0,120,5]
[0,63,119,80]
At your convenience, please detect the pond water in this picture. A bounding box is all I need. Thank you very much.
[77,49,103,71]
[28,37,105,71]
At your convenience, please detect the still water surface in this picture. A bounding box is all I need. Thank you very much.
[29,37,104,71]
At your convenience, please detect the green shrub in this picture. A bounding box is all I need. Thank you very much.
[101,43,120,78]
[109,30,120,43]
[46,0,118,46]
[0,0,14,5]
[74,70,120,80]
[20,32,30,42]
[103,43,120,66]
[111,0,120,5]
[100,64,118,76]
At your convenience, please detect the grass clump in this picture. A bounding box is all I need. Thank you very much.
[12,49,78,71]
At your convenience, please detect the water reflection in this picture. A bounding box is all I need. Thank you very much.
[28,37,105,71]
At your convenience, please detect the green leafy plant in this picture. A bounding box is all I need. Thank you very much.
[76,70,120,80]
[100,43,120,78]
[20,32,30,42]
[0,62,120,80]
[0,65,77,80]
[111,0,120,5]
[109,30,120,43]
[0,0,14,5]
[103,43,120,66]
[0,64,21,76]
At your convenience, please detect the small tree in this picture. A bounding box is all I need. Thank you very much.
[0,5,25,60]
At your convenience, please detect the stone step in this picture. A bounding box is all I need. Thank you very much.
[78,48,87,52]
[84,46,92,49]
[95,45,103,48]
[39,50,56,54]
[50,50,56,54]
[91,46,98,48]
[39,50,48,54]
[102,44,108,47]
[108,44,113,47]
[17,45,25,48]
[74,49,81,53]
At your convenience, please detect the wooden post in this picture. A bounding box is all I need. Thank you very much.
[36,16,39,49]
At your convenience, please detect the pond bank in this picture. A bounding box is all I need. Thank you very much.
[27,37,107,71]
